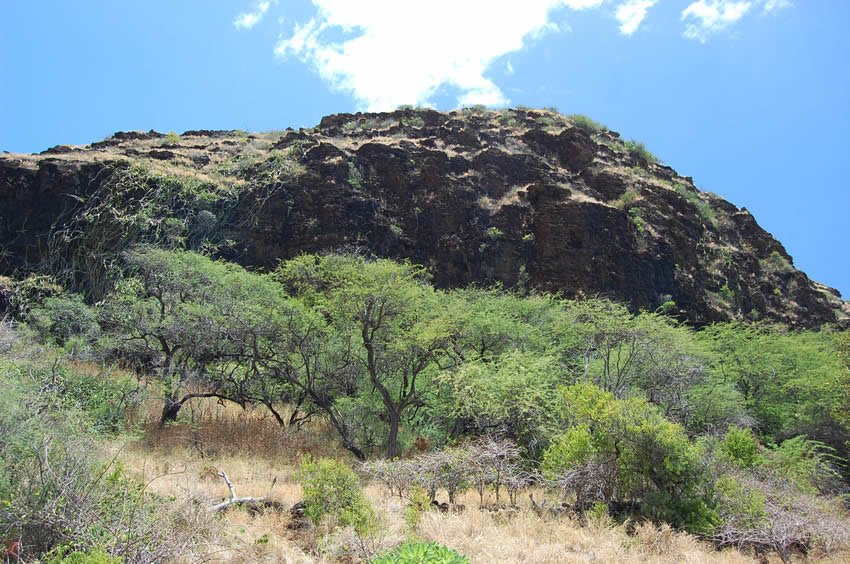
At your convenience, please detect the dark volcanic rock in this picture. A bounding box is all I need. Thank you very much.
[0,108,845,328]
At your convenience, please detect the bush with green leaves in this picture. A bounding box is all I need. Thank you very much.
[439,352,560,453]
[1,358,140,435]
[371,542,468,564]
[761,435,843,494]
[719,426,762,468]
[45,548,124,563]
[696,323,850,472]
[542,383,718,533]
[9,274,64,318]
[402,486,431,530]
[0,357,201,561]
[623,139,657,165]
[567,114,605,134]
[28,294,100,348]
[297,456,378,537]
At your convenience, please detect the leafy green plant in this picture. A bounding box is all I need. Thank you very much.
[348,161,364,188]
[760,251,792,273]
[673,183,716,225]
[0,359,193,561]
[401,116,425,128]
[656,300,676,315]
[485,226,504,240]
[763,436,842,494]
[28,294,100,346]
[612,189,639,210]
[624,139,657,165]
[543,383,717,533]
[297,456,378,536]
[45,547,124,563]
[719,283,735,302]
[628,207,646,233]
[567,114,605,134]
[371,542,468,564]
[719,426,761,468]
[403,486,431,531]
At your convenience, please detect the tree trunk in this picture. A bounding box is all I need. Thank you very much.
[160,395,183,426]
[386,412,400,459]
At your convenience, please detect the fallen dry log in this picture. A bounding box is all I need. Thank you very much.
[211,471,283,514]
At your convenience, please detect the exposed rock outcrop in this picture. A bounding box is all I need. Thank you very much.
[0,108,845,327]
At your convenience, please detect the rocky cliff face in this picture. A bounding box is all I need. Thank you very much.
[1,107,846,327]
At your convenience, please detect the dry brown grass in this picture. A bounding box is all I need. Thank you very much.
[111,400,847,563]
[136,398,350,461]
[418,507,753,564]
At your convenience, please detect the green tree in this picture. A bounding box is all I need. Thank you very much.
[697,324,850,453]
[99,247,298,425]
[278,255,456,459]
[438,350,561,453]
[561,300,709,423]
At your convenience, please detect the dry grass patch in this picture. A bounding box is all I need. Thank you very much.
[109,401,850,563]
[417,509,756,564]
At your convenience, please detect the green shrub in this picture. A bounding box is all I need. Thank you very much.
[401,116,425,128]
[713,474,767,529]
[587,501,610,522]
[719,283,735,302]
[371,542,468,564]
[719,426,761,468]
[624,139,657,165]
[763,436,842,494]
[403,486,431,530]
[672,183,716,225]
[628,207,646,233]
[297,456,378,536]
[485,226,504,240]
[711,469,848,558]
[0,360,187,560]
[567,114,605,133]
[543,383,716,533]
[46,547,124,563]
[656,300,676,315]
[28,294,100,346]
[612,189,639,209]
[9,275,64,318]
[348,161,364,188]
[760,251,792,273]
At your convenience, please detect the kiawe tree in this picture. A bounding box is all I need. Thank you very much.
[99,247,292,425]
[439,350,561,455]
[560,299,711,425]
[277,254,456,459]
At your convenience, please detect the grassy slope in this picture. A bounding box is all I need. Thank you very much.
[112,399,847,563]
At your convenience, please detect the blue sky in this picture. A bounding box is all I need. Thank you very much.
[2,1,848,297]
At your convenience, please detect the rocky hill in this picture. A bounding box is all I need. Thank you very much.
[0,107,846,327]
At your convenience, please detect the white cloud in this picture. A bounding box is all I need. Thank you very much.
[234,0,272,31]
[762,0,792,13]
[681,0,752,41]
[274,0,606,111]
[615,0,658,35]
[271,0,792,107]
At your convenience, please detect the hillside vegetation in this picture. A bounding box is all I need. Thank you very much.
[1,249,849,562]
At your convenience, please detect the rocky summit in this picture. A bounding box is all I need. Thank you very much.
[0,107,846,327]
